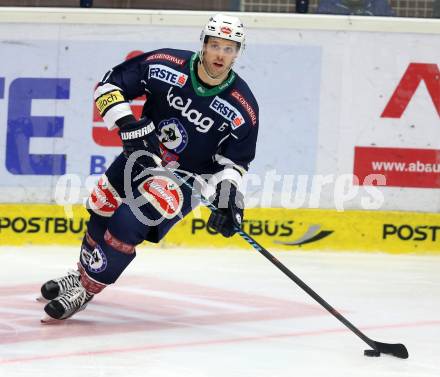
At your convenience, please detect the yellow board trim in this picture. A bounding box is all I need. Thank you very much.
[0,204,439,253]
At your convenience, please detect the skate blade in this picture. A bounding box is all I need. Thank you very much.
[36,295,49,303]
[40,315,62,324]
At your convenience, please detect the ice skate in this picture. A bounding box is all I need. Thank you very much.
[41,285,94,323]
[37,269,81,303]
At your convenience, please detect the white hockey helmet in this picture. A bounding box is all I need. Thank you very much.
[200,14,246,56]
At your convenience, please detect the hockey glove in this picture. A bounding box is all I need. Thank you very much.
[118,117,159,157]
[207,180,244,238]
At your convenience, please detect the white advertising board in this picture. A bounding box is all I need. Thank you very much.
[0,10,439,212]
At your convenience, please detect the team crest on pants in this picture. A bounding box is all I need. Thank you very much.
[138,176,183,219]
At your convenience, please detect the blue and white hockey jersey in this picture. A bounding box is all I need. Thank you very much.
[94,48,259,186]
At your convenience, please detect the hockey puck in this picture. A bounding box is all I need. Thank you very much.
[364,349,381,357]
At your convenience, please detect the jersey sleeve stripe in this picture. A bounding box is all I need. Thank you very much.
[95,85,127,116]
[209,168,243,193]
[94,83,133,130]
[214,154,247,176]
[101,104,133,130]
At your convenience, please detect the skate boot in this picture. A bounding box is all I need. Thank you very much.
[38,269,81,302]
[41,285,94,323]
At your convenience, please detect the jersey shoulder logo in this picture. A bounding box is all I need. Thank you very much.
[231,90,257,126]
[149,64,188,88]
[209,96,245,129]
[145,53,186,66]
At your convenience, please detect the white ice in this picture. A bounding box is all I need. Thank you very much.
[0,246,439,377]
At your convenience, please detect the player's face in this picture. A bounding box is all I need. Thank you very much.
[202,37,239,79]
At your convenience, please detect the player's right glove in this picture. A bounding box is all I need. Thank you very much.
[207,180,244,238]
[118,117,159,157]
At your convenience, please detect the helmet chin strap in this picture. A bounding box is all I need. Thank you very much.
[199,50,234,84]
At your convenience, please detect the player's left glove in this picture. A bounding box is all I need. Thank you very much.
[207,180,244,238]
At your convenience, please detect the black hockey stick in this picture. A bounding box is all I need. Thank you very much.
[127,152,409,359]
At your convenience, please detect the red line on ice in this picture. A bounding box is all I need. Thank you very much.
[1,320,439,365]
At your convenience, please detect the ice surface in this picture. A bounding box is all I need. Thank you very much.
[0,246,439,377]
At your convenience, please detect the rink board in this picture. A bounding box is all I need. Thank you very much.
[0,204,439,253]
[0,10,440,213]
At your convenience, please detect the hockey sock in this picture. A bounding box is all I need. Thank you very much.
[78,231,136,293]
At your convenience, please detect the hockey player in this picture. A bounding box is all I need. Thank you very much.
[39,13,259,322]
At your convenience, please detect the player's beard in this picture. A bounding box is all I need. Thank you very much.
[199,55,233,83]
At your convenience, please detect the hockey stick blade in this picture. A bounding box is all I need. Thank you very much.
[373,341,409,359]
